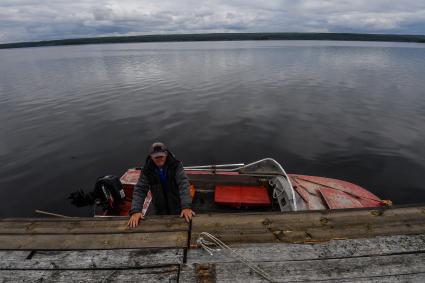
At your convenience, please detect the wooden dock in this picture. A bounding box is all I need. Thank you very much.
[1,204,424,282]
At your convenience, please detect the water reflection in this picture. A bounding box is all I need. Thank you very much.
[0,41,424,217]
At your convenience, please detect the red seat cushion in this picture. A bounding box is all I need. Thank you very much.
[214,185,271,207]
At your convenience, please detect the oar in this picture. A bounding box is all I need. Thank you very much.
[35,209,72,218]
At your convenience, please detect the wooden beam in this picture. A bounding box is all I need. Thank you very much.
[0,266,179,282]
[187,234,425,264]
[191,205,425,244]
[0,248,184,269]
[0,205,424,250]
[180,253,425,282]
[0,231,188,250]
[0,217,188,234]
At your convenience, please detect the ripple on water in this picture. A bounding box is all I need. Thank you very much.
[1,41,425,216]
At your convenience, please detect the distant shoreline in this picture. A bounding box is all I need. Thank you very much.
[1,32,424,49]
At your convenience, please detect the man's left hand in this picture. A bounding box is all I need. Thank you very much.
[180,208,195,222]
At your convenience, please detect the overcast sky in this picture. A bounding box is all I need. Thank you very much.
[1,0,424,43]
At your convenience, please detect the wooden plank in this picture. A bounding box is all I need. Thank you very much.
[288,222,425,243]
[324,273,425,283]
[181,271,425,283]
[180,253,425,282]
[0,248,184,269]
[0,251,31,265]
[193,205,425,230]
[0,216,188,234]
[2,204,421,234]
[0,217,131,221]
[192,220,425,244]
[187,234,425,264]
[0,231,188,250]
[0,266,179,282]
[191,205,425,244]
[1,205,424,249]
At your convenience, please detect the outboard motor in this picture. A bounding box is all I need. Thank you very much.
[92,175,126,210]
[69,175,125,212]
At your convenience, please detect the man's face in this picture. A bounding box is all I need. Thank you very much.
[151,154,167,167]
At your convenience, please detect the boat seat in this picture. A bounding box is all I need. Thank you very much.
[214,185,271,208]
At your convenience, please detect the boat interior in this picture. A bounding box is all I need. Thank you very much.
[185,158,305,213]
[93,159,305,216]
[105,158,306,217]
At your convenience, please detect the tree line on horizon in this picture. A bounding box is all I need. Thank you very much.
[1,32,424,49]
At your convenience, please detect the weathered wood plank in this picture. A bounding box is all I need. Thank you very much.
[272,221,425,243]
[180,253,425,282]
[0,266,179,282]
[0,217,188,234]
[192,205,425,229]
[180,269,425,283]
[0,251,31,265]
[192,221,425,244]
[191,205,425,244]
[0,217,130,221]
[0,231,188,250]
[0,248,184,269]
[2,205,422,236]
[194,205,425,229]
[323,273,425,283]
[187,234,425,264]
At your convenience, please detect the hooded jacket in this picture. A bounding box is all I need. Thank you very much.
[130,151,192,215]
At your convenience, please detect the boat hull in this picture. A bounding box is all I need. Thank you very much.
[94,168,386,216]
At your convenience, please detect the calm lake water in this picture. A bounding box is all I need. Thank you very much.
[1,40,425,217]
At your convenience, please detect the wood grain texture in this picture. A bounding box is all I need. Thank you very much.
[0,216,188,234]
[0,249,184,269]
[0,231,188,250]
[188,234,425,263]
[0,266,179,283]
[191,205,425,244]
[180,253,425,282]
[323,273,425,283]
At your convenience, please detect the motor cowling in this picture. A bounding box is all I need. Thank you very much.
[93,175,126,210]
[69,175,126,211]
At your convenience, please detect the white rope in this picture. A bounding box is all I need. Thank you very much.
[196,232,277,283]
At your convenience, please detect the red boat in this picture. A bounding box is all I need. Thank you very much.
[94,158,390,217]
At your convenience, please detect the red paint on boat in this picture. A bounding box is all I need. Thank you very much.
[214,185,271,208]
[185,170,240,175]
[120,168,140,197]
[119,169,151,216]
[100,165,387,217]
[319,188,364,209]
[289,174,385,210]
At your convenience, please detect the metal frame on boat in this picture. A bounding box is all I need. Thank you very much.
[184,158,298,211]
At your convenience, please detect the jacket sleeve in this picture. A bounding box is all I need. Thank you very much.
[175,162,192,209]
[129,171,150,215]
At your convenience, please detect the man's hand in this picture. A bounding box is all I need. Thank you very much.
[180,208,195,222]
[127,212,143,228]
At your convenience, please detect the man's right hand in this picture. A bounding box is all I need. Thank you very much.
[127,212,143,228]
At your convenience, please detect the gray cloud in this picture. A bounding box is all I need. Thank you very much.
[0,0,424,43]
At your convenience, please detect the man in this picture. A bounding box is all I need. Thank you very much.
[128,142,195,228]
